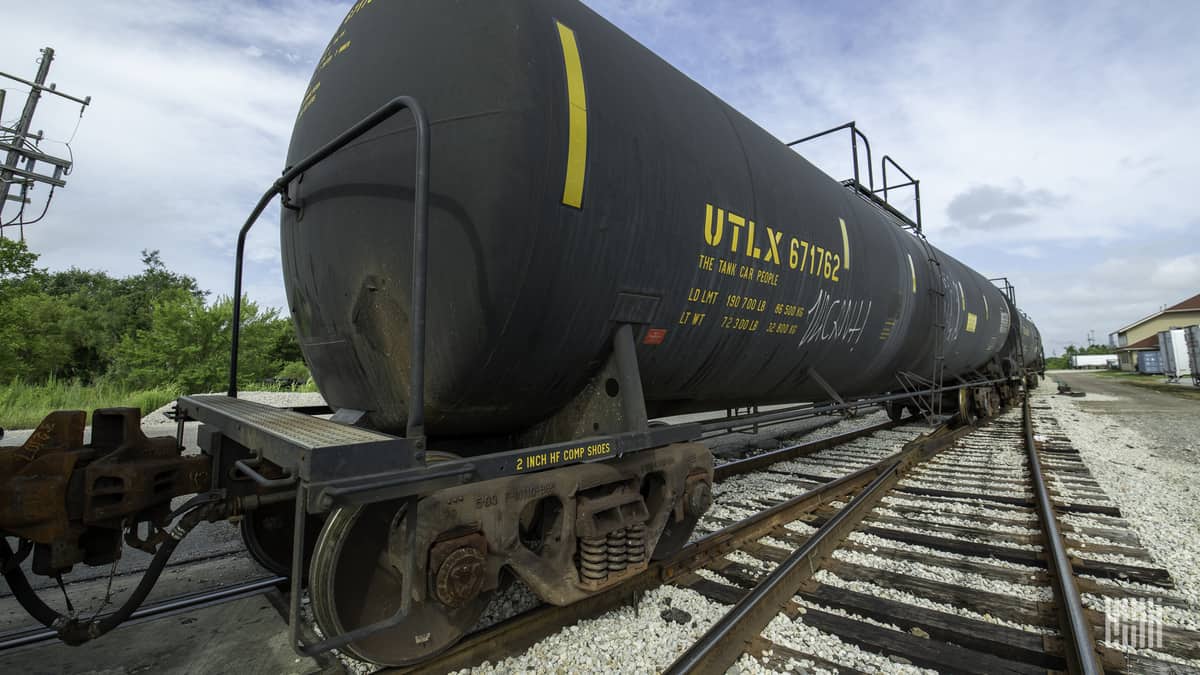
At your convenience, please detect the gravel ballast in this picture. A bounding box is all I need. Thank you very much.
[1039,388,1200,609]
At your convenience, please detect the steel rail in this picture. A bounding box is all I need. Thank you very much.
[665,465,901,674]
[714,416,905,481]
[0,575,286,651]
[662,422,971,675]
[394,421,965,674]
[1023,394,1103,674]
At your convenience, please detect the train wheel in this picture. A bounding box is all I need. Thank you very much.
[240,501,324,581]
[308,498,491,666]
[885,399,905,423]
[957,389,976,425]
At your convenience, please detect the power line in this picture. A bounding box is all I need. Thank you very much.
[0,46,92,241]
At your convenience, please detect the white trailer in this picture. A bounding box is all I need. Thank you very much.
[1069,354,1117,369]
[1157,329,1193,382]
[1185,325,1200,386]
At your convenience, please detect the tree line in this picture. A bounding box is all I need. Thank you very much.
[0,238,306,393]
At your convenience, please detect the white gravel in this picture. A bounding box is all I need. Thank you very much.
[460,584,729,673]
[1039,390,1200,610]
[813,569,1053,635]
[832,548,1051,602]
[882,494,1036,523]
[1082,592,1200,631]
[872,505,1038,536]
[759,611,935,674]
[866,519,1043,552]
[471,576,543,631]
[850,525,1043,575]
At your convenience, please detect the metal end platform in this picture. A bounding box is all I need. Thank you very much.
[178,395,413,482]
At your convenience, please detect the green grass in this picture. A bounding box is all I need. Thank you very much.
[1092,369,1139,377]
[0,378,181,431]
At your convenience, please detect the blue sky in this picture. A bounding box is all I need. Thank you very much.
[2,0,1198,355]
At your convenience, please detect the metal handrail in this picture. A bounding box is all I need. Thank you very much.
[226,96,430,451]
[787,121,874,192]
[879,154,922,233]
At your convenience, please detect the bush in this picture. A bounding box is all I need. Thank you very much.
[276,361,311,383]
[110,292,295,394]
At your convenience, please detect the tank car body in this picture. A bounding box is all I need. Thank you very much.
[282,0,1024,440]
[0,0,1049,667]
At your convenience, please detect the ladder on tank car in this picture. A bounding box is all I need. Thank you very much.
[788,122,946,421]
[894,233,947,420]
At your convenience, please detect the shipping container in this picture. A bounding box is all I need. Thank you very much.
[1137,350,1164,375]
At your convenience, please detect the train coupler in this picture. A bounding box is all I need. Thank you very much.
[0,407,214,577]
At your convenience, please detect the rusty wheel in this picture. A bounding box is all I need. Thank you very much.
[308,453,488,666]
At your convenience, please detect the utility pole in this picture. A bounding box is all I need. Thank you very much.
[0,47,91,240]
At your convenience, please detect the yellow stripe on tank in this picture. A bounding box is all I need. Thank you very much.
[556,21,588,208]
[906,254,916,293]
[839,218,850,270]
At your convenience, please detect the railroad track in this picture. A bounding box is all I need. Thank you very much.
[0,411,905,667]
[406,397,1200,674]
[670,400,1200,673]
[0,575,286,652]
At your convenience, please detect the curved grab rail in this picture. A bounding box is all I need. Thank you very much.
[786,120,874,192]
[226,96,431,444]
[880,154,922,232]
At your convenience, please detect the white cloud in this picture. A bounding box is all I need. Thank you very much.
[590,0,1200,354]
[2,0,1197,360]
[1,0,345,311]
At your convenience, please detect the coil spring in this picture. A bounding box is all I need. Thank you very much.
[626,523,646,565]
[606,528,628,572]
[579,535,608,581]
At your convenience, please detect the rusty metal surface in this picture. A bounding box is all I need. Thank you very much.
[395,422,970,674]
[0,408,214,576]
[412,442,712,609]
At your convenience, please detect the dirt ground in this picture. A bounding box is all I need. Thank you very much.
[1049,370,1200,456]
[1041,369,1200,611]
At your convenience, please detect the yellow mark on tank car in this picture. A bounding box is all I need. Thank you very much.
[556,22,588,208]
[839,218,850,270]
[703,203,841,282]
[297,81,321,120]
[906,254,916,293]
[966,312,978,333]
